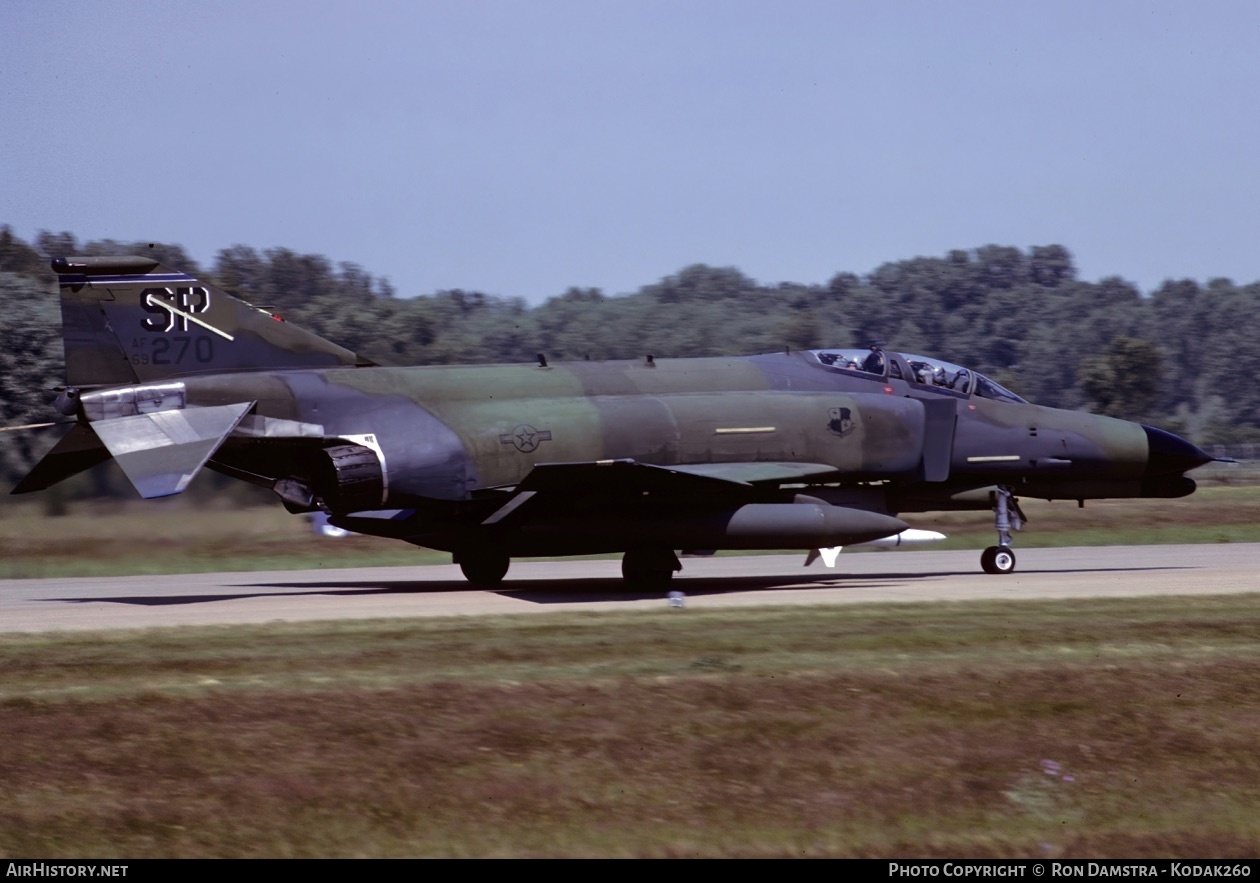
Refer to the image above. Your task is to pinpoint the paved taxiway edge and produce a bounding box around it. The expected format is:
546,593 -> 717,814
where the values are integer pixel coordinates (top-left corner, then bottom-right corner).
0,544 -> 1256,633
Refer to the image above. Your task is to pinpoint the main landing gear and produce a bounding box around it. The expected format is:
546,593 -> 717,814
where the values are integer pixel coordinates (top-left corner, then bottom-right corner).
457,549 -> 510,587
981,486 -> 1025,575
621,548 -> 681,589
456,548 -> 682,590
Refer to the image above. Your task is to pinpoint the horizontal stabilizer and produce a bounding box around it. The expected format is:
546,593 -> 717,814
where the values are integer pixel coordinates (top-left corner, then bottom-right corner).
11,424 -> 112,494
91,402 -> 254,498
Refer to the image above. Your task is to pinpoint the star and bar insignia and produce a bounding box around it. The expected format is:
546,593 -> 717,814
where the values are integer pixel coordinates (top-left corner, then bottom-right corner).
499,423 -> 553,453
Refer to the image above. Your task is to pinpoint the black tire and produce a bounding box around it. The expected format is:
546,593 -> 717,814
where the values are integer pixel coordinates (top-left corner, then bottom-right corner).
980,545 -> 1016,575
459,551 -> 510,587
622,549 -> 677,589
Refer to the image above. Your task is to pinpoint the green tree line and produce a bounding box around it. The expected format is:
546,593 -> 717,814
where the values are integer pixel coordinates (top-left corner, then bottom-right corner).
2,227 -> 1257,490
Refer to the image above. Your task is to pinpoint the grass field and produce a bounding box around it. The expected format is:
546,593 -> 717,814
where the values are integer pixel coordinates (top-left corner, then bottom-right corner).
3,465 -> 1257,857
3,597 -> 1260,857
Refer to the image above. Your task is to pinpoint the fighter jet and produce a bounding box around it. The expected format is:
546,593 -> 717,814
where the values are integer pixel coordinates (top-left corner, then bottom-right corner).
13,255 -> 1213,587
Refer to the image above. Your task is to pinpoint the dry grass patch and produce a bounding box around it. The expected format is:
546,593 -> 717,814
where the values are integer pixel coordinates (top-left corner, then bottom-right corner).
2,598 -> 1260,857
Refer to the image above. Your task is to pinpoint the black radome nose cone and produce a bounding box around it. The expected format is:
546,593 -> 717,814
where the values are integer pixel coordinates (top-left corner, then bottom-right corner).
1142,424 -> 1213,476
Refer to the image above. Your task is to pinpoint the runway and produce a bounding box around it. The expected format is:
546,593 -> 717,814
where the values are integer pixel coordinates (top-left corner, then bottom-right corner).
1,543 -> 1257,633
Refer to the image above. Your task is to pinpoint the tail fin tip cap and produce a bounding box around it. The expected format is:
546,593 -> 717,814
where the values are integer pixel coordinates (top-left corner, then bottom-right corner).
51,255 -> 160,275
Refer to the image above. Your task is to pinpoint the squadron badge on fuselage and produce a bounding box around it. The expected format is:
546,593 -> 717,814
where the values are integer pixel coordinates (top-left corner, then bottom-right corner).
827,407 -> 855,438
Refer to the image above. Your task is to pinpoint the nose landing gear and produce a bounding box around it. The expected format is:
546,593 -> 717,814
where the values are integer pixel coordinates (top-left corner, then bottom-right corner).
981,486 -> 1025,575
981,544 -> 1016,575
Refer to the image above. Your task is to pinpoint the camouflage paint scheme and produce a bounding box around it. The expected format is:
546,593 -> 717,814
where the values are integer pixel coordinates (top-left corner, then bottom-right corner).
14,256 -> 1212,585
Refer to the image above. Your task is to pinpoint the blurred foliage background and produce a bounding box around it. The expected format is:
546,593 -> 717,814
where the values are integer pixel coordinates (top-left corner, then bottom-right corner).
3,226 -> 1255,501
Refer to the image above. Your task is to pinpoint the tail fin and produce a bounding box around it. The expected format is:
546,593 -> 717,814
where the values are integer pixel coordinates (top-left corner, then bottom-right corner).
53,255 -> 375,387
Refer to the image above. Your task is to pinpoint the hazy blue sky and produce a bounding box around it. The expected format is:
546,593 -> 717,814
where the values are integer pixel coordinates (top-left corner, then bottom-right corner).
5,0 -> 1259,302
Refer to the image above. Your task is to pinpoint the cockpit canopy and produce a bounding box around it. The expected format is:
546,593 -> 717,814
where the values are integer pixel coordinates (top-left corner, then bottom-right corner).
810,348 -> 1026,404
